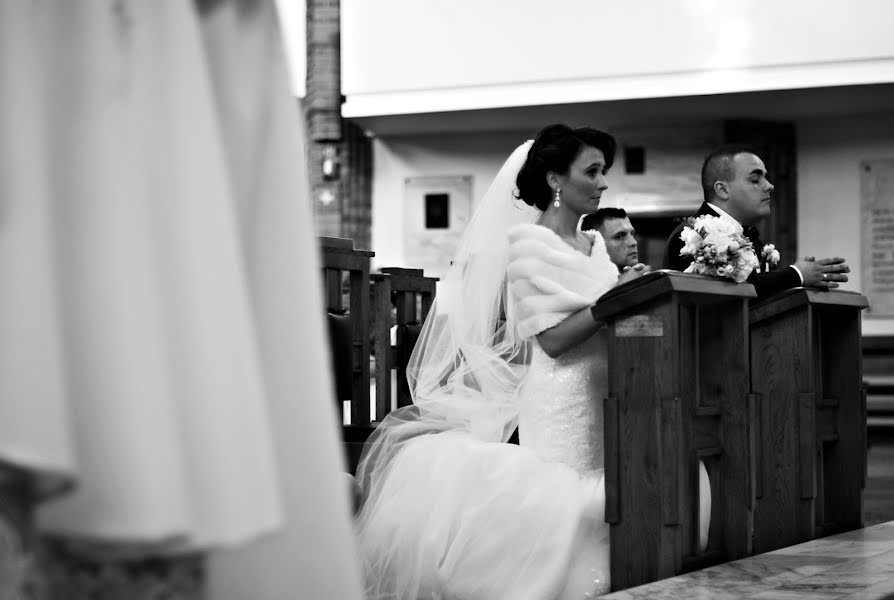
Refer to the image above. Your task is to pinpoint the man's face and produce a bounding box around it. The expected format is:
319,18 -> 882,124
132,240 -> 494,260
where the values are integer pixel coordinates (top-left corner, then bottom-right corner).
599,217 -> 638,268
724,153 -> 774,226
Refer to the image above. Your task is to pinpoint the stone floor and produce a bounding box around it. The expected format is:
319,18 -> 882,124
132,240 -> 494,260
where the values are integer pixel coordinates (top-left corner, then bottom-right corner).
602,520 -> 894,599
601,430 -> 894,599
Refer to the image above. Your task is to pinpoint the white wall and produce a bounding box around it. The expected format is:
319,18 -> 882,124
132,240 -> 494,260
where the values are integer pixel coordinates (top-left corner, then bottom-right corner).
371,122 -> 720,271
798,112 -> 894,335
371,131 -> 530,272
342,0 -> 894,115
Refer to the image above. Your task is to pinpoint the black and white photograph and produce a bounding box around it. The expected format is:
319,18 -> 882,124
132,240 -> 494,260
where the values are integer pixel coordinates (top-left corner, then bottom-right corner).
1,1 -> 894,598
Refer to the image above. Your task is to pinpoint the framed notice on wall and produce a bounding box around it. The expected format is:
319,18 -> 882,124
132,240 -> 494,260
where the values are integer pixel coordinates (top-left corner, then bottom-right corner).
861,159 -> 894,317
403,175 -> 473,279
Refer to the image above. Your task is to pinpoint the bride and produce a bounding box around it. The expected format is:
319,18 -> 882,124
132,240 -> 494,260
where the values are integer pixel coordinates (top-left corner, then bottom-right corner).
354,124 -> 708,599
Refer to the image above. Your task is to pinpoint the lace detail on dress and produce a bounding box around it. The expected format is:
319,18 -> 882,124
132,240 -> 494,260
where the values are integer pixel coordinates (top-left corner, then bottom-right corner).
517,333 -> 606,477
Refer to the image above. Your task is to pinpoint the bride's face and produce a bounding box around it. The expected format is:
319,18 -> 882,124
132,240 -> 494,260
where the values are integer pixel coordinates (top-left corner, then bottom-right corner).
558,146 -> 608,215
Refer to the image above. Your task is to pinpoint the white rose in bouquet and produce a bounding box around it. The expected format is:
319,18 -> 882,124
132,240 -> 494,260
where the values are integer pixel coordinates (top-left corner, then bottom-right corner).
733,249 -> 759,283
680,226 -> 703,255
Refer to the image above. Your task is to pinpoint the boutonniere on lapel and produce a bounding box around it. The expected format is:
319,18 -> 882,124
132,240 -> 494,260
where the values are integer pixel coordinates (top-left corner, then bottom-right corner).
678,215 -> 759,283
761,244 -> 781,273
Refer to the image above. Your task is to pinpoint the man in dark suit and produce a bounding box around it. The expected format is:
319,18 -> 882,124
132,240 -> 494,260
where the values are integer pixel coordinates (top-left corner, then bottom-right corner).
663,144 -> 849,299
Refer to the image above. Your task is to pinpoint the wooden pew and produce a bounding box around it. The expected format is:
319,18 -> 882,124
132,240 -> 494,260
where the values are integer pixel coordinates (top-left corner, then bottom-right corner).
371,268 -> 437,420
749,288 -> 869,553
319,237 -> 376,476
318,238 -> 437,472
592,271 -> 757,591
863,335 -> 894,430
342,267 -> 438,475
319,236 -> 374,427
0,466 -> 32,577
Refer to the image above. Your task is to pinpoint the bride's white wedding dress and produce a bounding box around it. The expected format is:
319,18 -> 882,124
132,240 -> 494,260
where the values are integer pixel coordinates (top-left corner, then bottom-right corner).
510,223 -> 617,597
358,224 -> 619,599
356,141 -> 711,599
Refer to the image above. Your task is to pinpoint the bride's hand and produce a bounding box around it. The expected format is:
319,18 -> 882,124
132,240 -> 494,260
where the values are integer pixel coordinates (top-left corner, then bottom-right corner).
617,263 -> 651,286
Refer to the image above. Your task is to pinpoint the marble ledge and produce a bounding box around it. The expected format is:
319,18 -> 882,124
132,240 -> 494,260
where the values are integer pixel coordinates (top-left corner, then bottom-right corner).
601,521 -> 894,600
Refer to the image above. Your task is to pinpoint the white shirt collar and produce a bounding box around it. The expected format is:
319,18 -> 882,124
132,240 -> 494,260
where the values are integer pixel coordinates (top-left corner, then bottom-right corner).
707,202 -> 744,233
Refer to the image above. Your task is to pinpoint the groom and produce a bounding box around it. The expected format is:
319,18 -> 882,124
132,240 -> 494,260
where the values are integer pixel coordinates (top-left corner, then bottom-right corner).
663,144 -> 849,299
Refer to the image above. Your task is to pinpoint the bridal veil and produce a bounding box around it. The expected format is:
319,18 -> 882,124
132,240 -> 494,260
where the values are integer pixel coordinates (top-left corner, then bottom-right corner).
355,141 -> 542,500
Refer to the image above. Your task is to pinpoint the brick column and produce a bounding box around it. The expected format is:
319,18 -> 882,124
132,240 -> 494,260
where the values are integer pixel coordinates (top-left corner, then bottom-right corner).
341,120 -> 372,249
305,0 -> 372,247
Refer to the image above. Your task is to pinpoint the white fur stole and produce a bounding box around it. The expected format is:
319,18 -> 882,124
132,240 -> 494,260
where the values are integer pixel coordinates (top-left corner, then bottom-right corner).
506,224 -> 619,340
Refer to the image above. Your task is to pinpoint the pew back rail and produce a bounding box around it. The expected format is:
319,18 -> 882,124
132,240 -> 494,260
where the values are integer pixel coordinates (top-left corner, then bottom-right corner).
594,271 -> 758,591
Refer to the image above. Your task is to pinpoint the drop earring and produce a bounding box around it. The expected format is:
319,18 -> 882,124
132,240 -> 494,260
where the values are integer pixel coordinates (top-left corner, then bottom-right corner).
553,188 -> 561,208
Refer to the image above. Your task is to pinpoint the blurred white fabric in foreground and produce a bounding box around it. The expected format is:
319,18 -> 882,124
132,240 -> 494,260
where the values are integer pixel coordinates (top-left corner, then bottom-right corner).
0,0 -> 362,597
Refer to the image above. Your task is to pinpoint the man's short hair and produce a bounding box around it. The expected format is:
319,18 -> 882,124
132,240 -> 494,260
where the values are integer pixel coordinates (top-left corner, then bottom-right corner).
700,144 -> 760,202
582,207 -> 628,231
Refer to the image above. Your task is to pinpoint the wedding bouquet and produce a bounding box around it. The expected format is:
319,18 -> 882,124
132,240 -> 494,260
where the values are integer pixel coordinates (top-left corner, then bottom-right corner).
678,215 -> 759,283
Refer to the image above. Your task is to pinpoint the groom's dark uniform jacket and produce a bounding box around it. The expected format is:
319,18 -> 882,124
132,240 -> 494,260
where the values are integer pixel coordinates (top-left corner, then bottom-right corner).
663,201 -> 801,300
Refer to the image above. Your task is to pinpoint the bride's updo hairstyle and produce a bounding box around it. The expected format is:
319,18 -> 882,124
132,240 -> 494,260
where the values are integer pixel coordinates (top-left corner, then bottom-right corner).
515,124 -> 616,211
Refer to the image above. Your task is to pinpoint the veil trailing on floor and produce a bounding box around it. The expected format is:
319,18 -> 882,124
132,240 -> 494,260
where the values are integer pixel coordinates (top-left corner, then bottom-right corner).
355,140 -> 540,502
